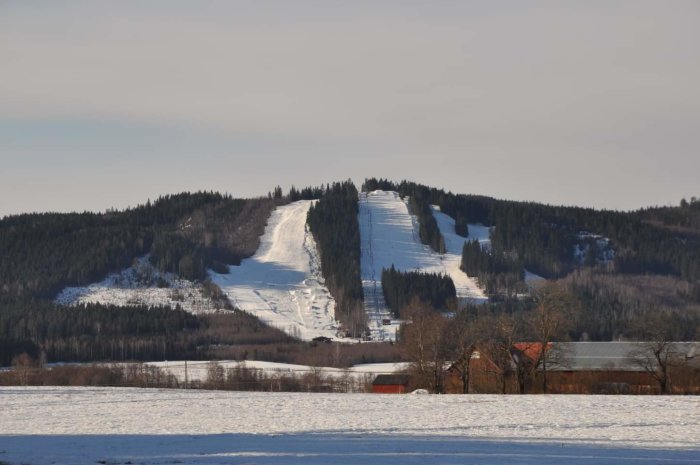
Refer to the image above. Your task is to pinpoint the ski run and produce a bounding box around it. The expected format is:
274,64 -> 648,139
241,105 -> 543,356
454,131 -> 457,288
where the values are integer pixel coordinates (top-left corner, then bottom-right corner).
210,200 -> 341,341
56,192 -> 501,342
359,190 -> 488,341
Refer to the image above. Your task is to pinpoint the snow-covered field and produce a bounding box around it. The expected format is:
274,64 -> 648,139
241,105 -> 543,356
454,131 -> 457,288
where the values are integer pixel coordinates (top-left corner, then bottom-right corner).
210,200 -> 341,341
144,360 -> 410,383
358,191 -> 489,340
55,256 -> 226,314
1,387 -> 698,465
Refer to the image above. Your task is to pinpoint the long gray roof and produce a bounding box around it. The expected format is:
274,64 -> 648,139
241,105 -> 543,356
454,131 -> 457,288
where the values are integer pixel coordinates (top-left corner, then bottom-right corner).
550,342 -> 700,372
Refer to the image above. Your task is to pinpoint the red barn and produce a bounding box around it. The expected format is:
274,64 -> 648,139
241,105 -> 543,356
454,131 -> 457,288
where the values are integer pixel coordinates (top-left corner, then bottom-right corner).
372,374 -> 410,394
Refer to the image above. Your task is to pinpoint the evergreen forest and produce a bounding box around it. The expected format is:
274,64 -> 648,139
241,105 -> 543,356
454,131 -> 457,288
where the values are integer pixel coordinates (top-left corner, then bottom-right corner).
381,266 -> 456,315
1,179 -> 699,368
306,180 -> 365,335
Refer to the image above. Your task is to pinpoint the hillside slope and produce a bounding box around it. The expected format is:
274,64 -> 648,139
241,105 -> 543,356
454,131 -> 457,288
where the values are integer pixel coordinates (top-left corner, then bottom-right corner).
359,190 -> 489,340
211,200 -> 341,341
55,256 -> 227,314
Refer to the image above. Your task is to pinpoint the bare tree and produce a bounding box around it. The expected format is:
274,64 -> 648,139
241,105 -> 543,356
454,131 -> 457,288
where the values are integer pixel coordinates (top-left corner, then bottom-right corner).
206,361 -> 225,389
480,313 -> 521,394
628,313 -> 682,394
401,299 -> 449,393
12,352 -> 35,386
445,309 -> 483,394
528,283 -> 579,393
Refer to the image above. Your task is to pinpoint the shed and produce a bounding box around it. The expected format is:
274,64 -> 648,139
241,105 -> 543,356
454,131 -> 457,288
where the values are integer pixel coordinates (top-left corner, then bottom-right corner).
372,374 -> 410,394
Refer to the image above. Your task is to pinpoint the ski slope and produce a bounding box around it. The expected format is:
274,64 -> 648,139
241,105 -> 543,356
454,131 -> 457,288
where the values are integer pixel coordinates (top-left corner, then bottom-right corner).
358,191 -> 488,340
431,205 -> 490,304
210,200 -> 341,341
2,387 -> 698,465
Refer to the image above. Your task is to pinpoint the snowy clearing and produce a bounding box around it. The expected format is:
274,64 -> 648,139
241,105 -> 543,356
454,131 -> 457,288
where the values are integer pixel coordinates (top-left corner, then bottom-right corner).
358,191 -> 489,341
55,256 -> 226,314
575,231 -> 616,265
1,388 -> 698,465
210,200 -> 342,341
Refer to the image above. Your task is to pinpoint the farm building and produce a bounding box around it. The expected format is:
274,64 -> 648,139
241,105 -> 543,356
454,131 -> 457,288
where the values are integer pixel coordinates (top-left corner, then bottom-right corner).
548,342 -> 700,394
445,342 -> 700,394
372,374 -> 411,394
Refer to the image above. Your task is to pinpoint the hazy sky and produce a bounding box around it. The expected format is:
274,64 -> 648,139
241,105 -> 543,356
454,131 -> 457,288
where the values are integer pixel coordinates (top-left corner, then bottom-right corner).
1,1 -> 699,216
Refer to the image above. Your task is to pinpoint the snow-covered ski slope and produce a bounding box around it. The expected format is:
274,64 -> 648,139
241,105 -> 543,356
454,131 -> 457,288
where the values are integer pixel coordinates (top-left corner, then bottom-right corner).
431,204 -> 491,303
211,200 -> 340,341
359,190 -> 488,340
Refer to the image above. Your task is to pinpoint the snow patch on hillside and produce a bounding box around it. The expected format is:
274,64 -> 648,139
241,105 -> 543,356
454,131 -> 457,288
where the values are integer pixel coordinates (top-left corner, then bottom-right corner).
524,269 -> 546,284
575,231 -> 615,265
55,256 -> 225,314
210,200 -> 342,341
359,191 -> 488,341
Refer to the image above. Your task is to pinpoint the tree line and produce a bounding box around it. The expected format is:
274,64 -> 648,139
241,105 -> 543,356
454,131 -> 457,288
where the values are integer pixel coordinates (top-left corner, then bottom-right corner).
306,180 -> 365,335
0,300 -> 294,366
381,266 -> 456,315
460,240 -> 526,298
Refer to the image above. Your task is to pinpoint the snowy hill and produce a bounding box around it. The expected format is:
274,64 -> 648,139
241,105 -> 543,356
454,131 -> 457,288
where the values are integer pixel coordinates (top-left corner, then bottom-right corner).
56,201 -> 342,342
55,256 -> 227,314
359,190 -> 489,341
210,200 -> 342,341
53,192 -> 536,343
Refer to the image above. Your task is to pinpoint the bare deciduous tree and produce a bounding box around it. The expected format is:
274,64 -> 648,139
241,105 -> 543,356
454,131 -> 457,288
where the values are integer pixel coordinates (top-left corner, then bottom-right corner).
480,313 -> 521,394
400,299 -> 449,393
206,361 -> 225,389
528,283 -> 579,393
445,309 -> 484,394
629,313 -> 683,394
12,352 -> 35,386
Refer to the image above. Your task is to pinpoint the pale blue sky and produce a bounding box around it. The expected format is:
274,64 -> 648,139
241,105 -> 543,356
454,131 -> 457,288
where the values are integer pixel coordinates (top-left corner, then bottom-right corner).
1,1 -> 699,216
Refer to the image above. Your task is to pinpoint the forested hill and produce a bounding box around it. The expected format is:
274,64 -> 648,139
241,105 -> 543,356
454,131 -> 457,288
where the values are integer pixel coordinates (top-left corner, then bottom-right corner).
0,189 -> 296,366
0,192 -> 280,303
362,178 -> 700,283
4,182 -> 697,307
1,181 -> 699,367
362,179 -> 700,341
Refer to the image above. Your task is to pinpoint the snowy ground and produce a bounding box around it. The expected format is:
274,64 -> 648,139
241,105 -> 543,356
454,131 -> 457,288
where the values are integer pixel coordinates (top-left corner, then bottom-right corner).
358,191 -> 489,341
1,388 -> 698,465
210,200 -> 342,341
55,256 -> 226,314
144,360 -> 410,383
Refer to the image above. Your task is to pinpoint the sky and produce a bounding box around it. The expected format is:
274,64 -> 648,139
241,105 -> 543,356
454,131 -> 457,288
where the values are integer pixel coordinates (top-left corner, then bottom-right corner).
1,1 -> 699,216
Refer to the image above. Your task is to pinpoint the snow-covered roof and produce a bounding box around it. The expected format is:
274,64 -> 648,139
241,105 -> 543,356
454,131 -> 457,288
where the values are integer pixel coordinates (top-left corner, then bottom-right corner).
552,342 -> 700,372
